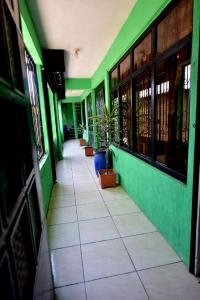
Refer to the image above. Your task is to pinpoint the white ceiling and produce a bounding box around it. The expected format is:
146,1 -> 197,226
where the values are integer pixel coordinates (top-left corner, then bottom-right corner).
27,0 -> 137,78
65,90 -> 84,97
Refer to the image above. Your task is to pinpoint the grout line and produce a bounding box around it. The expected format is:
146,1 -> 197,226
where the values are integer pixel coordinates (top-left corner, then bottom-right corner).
50,141 -> 182,299
49,230 -> 160,251
52,260 -> 184,291
99,190 -> 151,300
72,156 -> 88,300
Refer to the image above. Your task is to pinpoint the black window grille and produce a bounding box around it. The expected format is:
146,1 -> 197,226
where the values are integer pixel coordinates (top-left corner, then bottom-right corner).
95,84 -> 106,148
87,94 -> 94,146
110,0 -> 192,181
25,51 -> 44,160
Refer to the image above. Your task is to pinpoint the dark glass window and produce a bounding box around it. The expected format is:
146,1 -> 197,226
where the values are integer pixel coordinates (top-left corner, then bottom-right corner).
120,83 -> 131,148
111,90 -> 120,144
120,54 -> 131,81
111,67 -> 118,88
87,94 -> 94,146
95,84 -> 105,148
110,0 -> 192,181
155,46 -> 191,175
133,33 -> 151,71
157,0 -> 193,55
25,51 -> 44,160
134,70 -> 151,156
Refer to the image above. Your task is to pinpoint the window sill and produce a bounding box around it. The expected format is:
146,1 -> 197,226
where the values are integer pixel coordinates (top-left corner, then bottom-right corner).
39,154 -> 48,171
112,145 -> 187,184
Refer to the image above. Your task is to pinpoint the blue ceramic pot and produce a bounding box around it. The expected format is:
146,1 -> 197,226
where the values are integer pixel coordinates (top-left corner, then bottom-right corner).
94,151 -> 106,176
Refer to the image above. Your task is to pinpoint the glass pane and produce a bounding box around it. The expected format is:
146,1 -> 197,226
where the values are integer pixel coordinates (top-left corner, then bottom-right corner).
157,0 -> 193,55
135,70 -> 151,156
120,54 -> 131,81
133,33 -> 151,71
87,94 -> 94,146
111,67 -> 118,88
120,82 -> 132,148
25,51 -> 44,160
95,86 -> 106,148
156,45 -> 191,175
111,90 -> 120,144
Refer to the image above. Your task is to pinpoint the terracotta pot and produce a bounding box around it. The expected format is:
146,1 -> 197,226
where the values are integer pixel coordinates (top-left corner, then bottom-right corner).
84,146 -> 94,156
79,139 -> 86,146
98,169 -> 116,188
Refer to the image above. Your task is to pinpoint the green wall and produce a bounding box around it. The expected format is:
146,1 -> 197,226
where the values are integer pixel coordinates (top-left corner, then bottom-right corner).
62,103 -> 74,127
89,0 -> 199,268
66,78 -> 91,90
19,0 -> 54,213
48,87 -> 59,160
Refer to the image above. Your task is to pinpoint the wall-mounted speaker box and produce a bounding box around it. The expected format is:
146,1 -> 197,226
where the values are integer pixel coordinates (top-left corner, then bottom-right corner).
42,49 -> 65,72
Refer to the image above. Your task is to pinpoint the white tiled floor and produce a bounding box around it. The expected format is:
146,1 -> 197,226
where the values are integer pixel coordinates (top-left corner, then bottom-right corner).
48,140 -> 200,300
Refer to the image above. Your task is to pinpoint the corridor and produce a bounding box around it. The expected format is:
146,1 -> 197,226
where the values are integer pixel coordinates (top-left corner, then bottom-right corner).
47,140 -> 200,300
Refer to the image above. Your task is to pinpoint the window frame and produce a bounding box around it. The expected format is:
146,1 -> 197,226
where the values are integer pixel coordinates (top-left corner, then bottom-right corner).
25,50 -> 45,160
109,0 -> 193,183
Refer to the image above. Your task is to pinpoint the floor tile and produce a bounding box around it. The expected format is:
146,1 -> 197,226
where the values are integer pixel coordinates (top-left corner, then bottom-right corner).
106,198 -> 140,216
113,212 -> 156,237
36,290 -> 54,300
74,183 -> 98,193
86,273 -> 148,300
139,262 -> 200,300
123,232 -> 181,270
77,202 -> 109,221
75,191 -> 102,205
47,206 -> 77,225
51,246 -> 83,287
50,195 -> 76,208
82,239 -> 135,281
52,186 -> 75,197
55,283 -> 86,300
79,217 -> 119,244
73,176 -> 95,184
48,223 -> 79,249
100,186 -> 129,201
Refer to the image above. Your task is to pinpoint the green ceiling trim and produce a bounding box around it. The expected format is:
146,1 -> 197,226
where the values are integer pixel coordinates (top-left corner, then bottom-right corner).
65,78 -> 91,90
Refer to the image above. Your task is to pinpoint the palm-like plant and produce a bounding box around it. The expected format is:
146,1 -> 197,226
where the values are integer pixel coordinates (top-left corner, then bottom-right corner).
90,105 -> 120,167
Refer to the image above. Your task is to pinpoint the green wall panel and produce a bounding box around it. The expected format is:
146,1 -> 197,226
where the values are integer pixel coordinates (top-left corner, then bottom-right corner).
66,78 -> 91,90
39,155 -> 53,214
48,87 -> 59,161
105,0 -> 200,267
62,103 -> 74,127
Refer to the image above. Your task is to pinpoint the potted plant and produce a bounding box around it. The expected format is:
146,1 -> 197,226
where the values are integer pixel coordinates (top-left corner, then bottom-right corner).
84,142 -> 94,156
78,124 -> 86,146
90,105 -> 120,188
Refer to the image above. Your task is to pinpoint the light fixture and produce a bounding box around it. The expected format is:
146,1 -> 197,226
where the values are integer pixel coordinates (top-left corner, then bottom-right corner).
73,48 -> 81,57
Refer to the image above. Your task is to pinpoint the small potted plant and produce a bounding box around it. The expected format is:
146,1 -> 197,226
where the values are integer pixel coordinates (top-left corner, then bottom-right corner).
84,142 -> 94,156
90,105 -> 120,188
78,124 -> 86,146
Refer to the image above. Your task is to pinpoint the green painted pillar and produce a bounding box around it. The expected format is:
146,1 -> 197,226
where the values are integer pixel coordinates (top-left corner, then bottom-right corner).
54,94 -> 63,160
105,72 -> 110,111
80,101 -> 83,126
58,101 -> 64,143
85,98 -> 89,143
91,89 -> 98,149
72,103 -> 78,139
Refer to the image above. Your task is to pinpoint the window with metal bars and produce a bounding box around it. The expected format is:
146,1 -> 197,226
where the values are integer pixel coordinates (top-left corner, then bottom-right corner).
87,94 -> 94,146
95,83 -> 106,148
110,0 -> 192,181
25,51 -> 44,160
